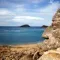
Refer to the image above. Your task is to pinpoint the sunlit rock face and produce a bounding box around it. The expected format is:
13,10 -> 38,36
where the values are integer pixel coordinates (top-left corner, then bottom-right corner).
52,9 -> 60,30
37,9 -> 60,60
52,9 -> 60,40
42,9 -> 60,50
38,50 -> 60,60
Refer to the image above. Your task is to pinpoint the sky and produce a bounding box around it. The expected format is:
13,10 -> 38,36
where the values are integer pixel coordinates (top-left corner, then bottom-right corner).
0,0 -> 60,26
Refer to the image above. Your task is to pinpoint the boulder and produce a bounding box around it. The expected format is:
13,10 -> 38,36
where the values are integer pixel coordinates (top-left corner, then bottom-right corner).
38,50 -> 60,60
20,55 -> 33,60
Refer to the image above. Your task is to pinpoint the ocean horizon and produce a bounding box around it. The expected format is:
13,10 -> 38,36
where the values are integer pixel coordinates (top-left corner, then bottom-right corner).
0,27 -> 45,45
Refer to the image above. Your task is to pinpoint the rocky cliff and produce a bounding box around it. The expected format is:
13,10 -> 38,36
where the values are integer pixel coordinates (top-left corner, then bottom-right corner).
38,8 -> 60,60
42,9 -> 60,49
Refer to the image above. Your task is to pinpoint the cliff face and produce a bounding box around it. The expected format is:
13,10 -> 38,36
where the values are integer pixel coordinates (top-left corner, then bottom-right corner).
43,9 -> 60,39
52,9 -> 60,39
38,9 -> 60,60
42,9 -> 60,49
52,9 -> 60,29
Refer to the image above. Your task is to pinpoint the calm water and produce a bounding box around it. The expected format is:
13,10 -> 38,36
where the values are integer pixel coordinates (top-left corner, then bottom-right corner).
0,27 -> 45,45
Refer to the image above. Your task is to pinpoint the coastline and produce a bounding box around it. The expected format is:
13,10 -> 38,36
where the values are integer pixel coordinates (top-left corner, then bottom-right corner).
0,42 -> 43,60
0,42 -> 41,52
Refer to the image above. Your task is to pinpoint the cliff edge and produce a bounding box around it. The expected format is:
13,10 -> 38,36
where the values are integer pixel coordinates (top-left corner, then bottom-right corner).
38,9 -> 60,60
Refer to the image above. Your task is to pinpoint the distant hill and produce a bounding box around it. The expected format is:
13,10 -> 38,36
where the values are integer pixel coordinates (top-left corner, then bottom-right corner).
20,24 -> 30,27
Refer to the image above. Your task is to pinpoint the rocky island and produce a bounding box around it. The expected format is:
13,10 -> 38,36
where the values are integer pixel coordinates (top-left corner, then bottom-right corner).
41,25 -> 48,28
20,24 -> 30,27
0,9 -> 60,60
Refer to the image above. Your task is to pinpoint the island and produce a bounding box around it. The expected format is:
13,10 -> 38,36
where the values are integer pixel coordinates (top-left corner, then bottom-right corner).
41,25 -> 48,28
20,24 -> 30,27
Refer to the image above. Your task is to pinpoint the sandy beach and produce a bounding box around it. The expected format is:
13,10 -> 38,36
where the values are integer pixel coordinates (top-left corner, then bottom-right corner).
0,43 -> 43,60
10,43 -> 41,53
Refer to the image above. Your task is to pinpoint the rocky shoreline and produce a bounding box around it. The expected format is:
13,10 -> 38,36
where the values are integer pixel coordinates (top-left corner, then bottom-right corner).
0,43 -> 44,60
0,9 -> 60,60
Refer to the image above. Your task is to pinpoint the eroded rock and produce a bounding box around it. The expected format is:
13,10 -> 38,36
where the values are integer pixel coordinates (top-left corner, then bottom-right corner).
38,49 -> 60,60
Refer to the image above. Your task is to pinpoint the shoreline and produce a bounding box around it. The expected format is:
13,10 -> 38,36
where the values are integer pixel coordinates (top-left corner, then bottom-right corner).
0,41 -> 42,46
0,41 -> 43,53
0,42 -> 43,60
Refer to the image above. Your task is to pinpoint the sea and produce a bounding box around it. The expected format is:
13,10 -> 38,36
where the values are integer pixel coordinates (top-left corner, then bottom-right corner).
0,26 -> 45,45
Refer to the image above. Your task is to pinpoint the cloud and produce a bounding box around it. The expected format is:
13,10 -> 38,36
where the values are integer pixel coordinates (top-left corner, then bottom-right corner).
12,16 -> 44,26
37,1 -> 59,15
50,0 -> 54,4
0,8 -> 16,26
0,0 -> 59,26
15,4 -> 26,12
29,0 -> 44,4
32,1 -> 60,26
0,9 -> 10,15
0,8 -> 15,16
0,8 -> 15,24
13,16 -> 44,21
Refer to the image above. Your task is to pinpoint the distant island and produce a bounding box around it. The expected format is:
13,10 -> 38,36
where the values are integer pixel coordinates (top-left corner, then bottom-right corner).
20,24 -> 30,27
41,25 -> 48,28
20,24 -> 48,28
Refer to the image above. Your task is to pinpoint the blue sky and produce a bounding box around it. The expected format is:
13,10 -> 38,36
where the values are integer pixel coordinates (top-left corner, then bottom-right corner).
0,0 -> 60,26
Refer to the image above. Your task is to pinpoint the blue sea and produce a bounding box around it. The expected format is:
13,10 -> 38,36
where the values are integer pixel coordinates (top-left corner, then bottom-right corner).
0,27 -> 45,45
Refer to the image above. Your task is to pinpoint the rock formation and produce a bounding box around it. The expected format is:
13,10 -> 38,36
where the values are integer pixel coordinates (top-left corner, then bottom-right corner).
38,8 -> 60,60
42,9 -> 60,50
38,49 -> 60,60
